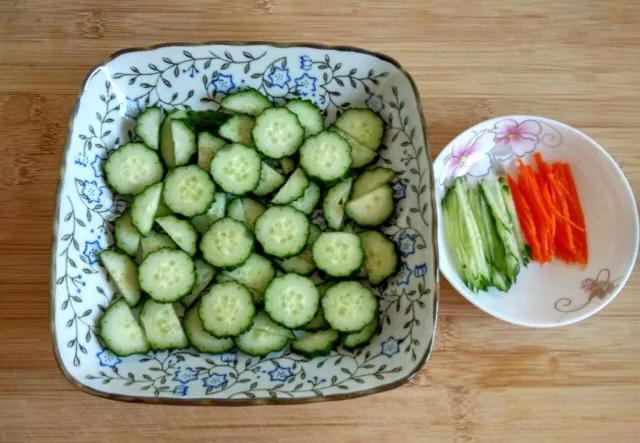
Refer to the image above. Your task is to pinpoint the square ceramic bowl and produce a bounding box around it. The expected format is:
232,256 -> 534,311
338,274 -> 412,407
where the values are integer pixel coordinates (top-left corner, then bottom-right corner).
50,42 -> 438,403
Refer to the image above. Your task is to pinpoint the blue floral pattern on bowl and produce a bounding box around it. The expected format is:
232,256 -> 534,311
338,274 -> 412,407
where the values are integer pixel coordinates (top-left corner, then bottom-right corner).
51,43 -> 437,403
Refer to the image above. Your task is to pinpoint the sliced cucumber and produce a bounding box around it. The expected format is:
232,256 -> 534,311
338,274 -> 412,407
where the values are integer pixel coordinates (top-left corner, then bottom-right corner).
100,250 -> 141,306
272,168 -> 309,204
139,248 -> 196,302
104,143 -> 163,195
303,306 -> 328,331
322,281 -> 377,332
200,217 -> 254,268
181,258 -> 217,307
159,110 -> 187,168
341,317 -> 378,349
183,306 -> 234,353
210,143 -> 261,195
140,299 -> 189,350
156,215 -> 197,255
173,302 -> 186,318
312,232 -> 363,277
197,132 -> 226,170
219,253 -> 275,303
253,162 -> 286,197
191,192 -> 226,233
329,126 -> 377,168
290,182 -> 321,215
171,119 -> 197,166
131,182 -> 163,236
235,311 -> 293,357
218,114 -> 255,147
137,230 -> 177,263
253,107 -> 305,159
155,200 -> 173,217
285,99 -> 323,137
255,206 -> 309,258
114,209 -> 140,257
278,224 -> 320,275
335,108 -> 384,150
135,106 -> 163,150
299,131 -> 352,182
323,177 -> 353,230
163,165 -> 216,217
358,230 -> 399,285
291,329 -> 339,358
199,281 -> 256,337
345,184 -> 395,227
99,299 -> 149,356
228,197 -> 266,230
221,89 -> 271,116
280,157 -> 296,175
264,273 -> 319,329
351,167 -> 397,200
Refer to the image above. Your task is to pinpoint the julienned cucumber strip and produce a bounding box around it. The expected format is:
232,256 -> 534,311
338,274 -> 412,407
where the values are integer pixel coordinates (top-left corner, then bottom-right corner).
500,177 -> 530,264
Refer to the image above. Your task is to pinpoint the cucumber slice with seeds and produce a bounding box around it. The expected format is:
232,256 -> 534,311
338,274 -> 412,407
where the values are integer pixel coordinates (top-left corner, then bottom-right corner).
99,299 -> 149,356
323,177 -> 353,230
170,119 -> 197,166
351,167 -> 397,200
253,162 -> 285,197
219,253 -> 275,303
322,281 -> 377,332
199,282 -> 256,337
140,299 -> 189,350
100,250 -> 141,306
221,89 -> 272,116
218,114 -> 255,147
359,230 -> 399,285
235,311 -> 293,357
183,306 -> 234,353
264,273 -> 319,329
285,99 -> 323,137
114,210 -> 140,257
181,258 -> 217,307
156,215 -> 197,255
131,182 -> 163,236
139,248 -> 196,302
329,126 -> 377,168
272,168 -> 309,204
290,182 -> 321,215
163,165 -> 216,217
341,317 -> 378,349
200,217 -> 254,268
312,232 -> 364,277
104,143 -> 163,195
191,193 -> 226,233
299,131 -> 352,182
137,230 -> 177,263
210,143 -> 261,195
291,329 -> 339,358
335,108 -> 384,150
253,107 -> 305,159
255,206 -> 309,258
197,132 -> 226,170
345,184 -> 395,227
135,106 -> 163,150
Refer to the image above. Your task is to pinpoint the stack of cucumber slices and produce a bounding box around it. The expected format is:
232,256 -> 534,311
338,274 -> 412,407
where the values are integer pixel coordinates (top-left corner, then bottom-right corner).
99,89 -> 400,359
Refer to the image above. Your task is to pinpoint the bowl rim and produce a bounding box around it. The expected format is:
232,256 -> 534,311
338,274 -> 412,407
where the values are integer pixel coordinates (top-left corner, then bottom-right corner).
434,114 -> 639,328
49,40 -> 440,404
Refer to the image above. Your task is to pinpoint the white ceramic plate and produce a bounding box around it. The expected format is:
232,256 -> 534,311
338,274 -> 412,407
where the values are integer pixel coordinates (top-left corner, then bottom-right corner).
51,42 -> 438,403
434,115 -> 638,327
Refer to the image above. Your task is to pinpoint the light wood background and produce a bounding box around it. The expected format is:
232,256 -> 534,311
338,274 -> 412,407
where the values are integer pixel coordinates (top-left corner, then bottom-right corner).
1,1 -> 639,442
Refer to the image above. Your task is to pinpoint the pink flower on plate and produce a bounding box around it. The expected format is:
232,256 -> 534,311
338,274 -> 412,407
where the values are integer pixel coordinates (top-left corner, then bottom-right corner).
442,131 -> 492,183
493,119 -> 541,158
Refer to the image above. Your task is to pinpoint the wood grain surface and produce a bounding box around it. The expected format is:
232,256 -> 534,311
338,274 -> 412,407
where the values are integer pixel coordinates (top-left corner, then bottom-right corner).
1,1 -> 639,441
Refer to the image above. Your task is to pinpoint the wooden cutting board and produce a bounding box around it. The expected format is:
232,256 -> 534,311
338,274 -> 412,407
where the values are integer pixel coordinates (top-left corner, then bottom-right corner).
1,0 -> 639,441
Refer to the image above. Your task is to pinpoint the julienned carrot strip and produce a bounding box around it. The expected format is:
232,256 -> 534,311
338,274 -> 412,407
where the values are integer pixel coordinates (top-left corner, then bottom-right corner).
508,154 -> 588,266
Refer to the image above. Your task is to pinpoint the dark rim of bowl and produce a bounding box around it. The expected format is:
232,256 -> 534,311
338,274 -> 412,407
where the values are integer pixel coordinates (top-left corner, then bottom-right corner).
49,41 -> 440,405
